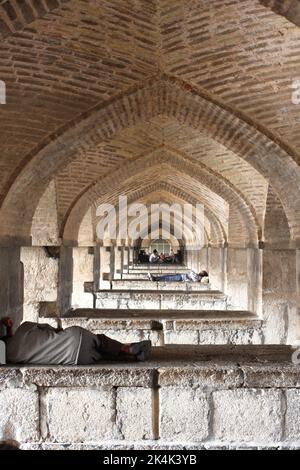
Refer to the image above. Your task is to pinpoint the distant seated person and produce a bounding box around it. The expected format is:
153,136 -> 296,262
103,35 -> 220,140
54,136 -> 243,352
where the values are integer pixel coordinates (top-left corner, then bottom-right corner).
0,317 -> 151,365
168,249 -> 176,264
176,250 -> 183,264
138,250 -> 149,263
159,252 -> 166,263
149,249 -> 160,264
148,270 -> 209,283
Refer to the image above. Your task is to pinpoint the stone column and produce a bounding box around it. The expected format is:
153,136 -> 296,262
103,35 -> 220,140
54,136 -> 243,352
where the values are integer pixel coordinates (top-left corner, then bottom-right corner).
123,247 -> 129,275
262,248 -> 298,344
186,248 -> 201,272
226,247 -> 250,310
208,247 -> 227,292
21,247 -> 58,322
99,246 -> 112,289
71,247 -> 94,309
114,246 -> 122,279
199,247 -> 209,271
247,247 -> 263,316
93,244 -> 101,291
57,246 -> 73,315
0,247 -> 23,327
128,247 -> 134,269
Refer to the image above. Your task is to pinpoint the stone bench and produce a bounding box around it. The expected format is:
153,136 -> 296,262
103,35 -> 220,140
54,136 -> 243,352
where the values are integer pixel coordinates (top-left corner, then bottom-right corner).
122,272 -> 184,279
132,264 -> 187,270
111,279 -> 212,291
41,309 -> 263,345
95,290 -> 228,310
1,345 -> 300,450
128,268 -> 190,274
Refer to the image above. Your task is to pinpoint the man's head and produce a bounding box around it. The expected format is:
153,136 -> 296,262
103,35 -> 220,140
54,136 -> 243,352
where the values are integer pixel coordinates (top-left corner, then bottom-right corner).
153,249 -> 158,254
199,270 -> 209,278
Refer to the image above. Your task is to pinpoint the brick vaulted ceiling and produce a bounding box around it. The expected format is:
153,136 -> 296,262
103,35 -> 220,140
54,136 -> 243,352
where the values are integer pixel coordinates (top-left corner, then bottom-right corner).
0,0 -> 300,246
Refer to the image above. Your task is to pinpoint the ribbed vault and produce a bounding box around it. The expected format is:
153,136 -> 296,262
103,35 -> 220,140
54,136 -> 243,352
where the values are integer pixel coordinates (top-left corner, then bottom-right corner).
0,0 -> 299,250
63,149 -> 260,246
1,78 -> 298,246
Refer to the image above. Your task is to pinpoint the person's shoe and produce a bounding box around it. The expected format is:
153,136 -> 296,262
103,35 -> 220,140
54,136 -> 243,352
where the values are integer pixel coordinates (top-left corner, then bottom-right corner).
147,272 -> 154,281
129,340 -> 152,361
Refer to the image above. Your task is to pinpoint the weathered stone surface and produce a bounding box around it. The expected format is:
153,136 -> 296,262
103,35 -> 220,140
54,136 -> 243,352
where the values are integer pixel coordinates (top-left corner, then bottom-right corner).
285,389 -> 300,441
0,388 -> 39,442
22,366 -> 155,388
21,247 -> 58,322
111,280 -> 211,291
44,388 -> 117,442
21,441 -> 300,450
0,368 -> 23,389
117,388 -> 154,440
158,363 -> 243,388
165,330 -> 199,345
95,291 -> 227,310
242,364 -> 300,388
197,326 -> 262,345
59,318 -> 155,331
262,250 -> 298,344
151,345 -> 296,363
160,387 -> 209,441
213,389 -> 282,443
72,248 -> 94,309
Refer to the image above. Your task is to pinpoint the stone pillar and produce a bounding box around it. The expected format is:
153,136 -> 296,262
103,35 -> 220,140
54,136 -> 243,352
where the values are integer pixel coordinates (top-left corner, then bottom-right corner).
226,247 -> 262,312
99,247 -> 112,289
262,248 -> 298,344
208,247 -> 227,292
247,247 -> 263,316
114,246 -> 122,279
57,247 -> 73,315
128,247 -> 134,269
186,248 -> 203,272
93,245 -> 101,291
226,248 -> 250,310
21,247 -> 58,322
199,247 -> 209,271
71,247 -> 94,309
0,247 -> 23,327
123,247 -> 129,275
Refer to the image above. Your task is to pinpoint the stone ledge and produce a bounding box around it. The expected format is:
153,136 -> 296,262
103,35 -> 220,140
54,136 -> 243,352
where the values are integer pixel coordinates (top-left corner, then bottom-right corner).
158,363 -> 243,388
111,280 -> 212,291
242,364 -> 300,388
40,314 -> 260,331
1,345 -> 299,389
4,365 -> 156,388
58,308 -> 254,320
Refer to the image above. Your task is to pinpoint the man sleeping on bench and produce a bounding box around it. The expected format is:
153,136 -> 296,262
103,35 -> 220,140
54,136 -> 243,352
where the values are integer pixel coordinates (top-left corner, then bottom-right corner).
148,270 -> 209,284
0,317 -> 151,366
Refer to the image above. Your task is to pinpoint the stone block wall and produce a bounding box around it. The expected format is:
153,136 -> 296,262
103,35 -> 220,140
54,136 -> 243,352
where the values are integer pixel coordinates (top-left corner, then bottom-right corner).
1,363 -> 300,449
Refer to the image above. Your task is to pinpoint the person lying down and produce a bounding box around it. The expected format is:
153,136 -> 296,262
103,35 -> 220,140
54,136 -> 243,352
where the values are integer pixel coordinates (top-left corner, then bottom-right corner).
148,270 -> 209,283
0,317 -> 151,366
